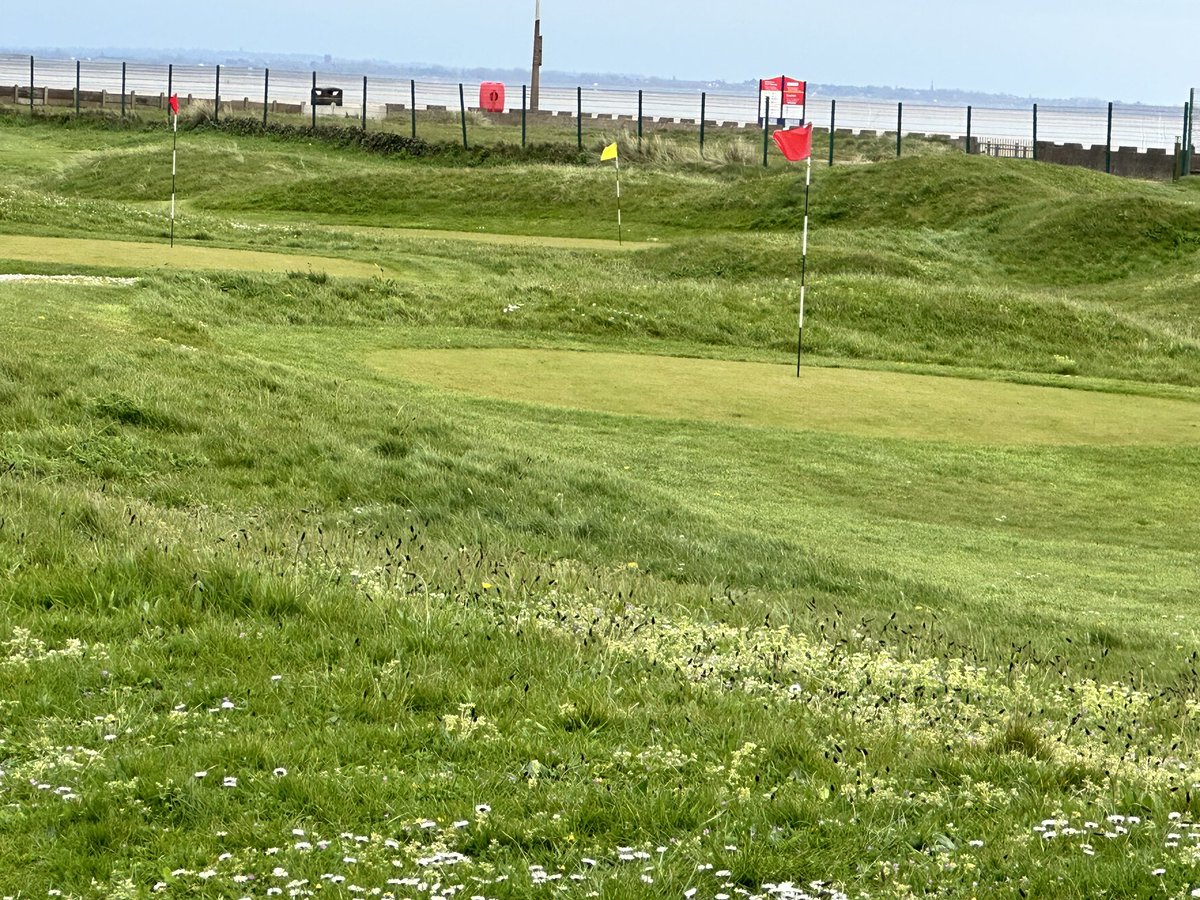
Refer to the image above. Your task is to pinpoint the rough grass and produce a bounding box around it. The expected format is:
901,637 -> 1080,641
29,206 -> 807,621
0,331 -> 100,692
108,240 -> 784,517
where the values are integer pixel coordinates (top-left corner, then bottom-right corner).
3,116 -> 1200,899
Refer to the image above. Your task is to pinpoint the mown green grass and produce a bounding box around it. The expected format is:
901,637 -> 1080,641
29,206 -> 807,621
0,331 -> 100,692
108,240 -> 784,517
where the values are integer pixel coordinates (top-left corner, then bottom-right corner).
0,234 -> 389,276
2,114 -> 1200,899
367,347 -> 1200,445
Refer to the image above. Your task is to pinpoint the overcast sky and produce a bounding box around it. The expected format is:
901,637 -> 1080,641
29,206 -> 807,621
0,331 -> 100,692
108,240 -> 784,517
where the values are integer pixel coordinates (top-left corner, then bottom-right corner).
2,1 -> 1187,105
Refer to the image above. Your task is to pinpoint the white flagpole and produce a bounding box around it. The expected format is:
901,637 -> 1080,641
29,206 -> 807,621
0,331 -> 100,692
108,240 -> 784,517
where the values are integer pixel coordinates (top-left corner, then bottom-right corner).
796,152 -> 811,377
615,153 -> 622,246
170,108 -> 177,247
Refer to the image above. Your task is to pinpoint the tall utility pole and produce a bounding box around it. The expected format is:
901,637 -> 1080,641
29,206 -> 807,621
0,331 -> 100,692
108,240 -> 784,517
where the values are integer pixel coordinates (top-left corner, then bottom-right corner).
530,0 -> 543,111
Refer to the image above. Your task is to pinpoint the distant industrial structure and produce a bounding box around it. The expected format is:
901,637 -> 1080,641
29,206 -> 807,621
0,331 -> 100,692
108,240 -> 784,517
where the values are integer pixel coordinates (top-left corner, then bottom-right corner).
529,1 -> 543,111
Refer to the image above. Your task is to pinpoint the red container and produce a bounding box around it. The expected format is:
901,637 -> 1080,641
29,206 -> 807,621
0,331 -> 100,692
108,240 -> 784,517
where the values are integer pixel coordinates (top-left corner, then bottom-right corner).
479,82 -> 505,113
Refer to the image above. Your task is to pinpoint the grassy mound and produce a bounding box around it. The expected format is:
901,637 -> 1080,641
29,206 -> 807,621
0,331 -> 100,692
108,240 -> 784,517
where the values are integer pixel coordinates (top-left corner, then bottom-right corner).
810,153 -> 1123,230
995,193 -> 1200,284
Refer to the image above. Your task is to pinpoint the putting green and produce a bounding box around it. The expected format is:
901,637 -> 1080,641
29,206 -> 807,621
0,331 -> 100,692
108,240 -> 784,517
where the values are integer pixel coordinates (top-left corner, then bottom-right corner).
0,234 -> 382,277
370,348 -> 1200,446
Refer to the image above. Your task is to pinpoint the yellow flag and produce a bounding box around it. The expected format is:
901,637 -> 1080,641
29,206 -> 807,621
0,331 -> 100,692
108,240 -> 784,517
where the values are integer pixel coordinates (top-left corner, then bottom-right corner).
601,142 -> 618,161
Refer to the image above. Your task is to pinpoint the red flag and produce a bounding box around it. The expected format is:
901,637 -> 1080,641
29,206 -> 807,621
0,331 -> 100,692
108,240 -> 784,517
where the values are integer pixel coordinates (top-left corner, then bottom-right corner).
772,123 -> 813,162
169,94 -> 179,115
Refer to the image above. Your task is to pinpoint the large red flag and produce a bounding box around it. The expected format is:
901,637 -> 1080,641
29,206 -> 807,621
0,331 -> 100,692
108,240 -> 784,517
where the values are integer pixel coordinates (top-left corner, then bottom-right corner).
773,123 -> 813,161
168,94 -> 179,115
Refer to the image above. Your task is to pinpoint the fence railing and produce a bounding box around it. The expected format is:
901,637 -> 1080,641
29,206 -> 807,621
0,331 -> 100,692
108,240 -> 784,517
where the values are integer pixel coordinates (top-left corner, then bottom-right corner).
0,54 -> 1194,178
979,139 -> 1032,159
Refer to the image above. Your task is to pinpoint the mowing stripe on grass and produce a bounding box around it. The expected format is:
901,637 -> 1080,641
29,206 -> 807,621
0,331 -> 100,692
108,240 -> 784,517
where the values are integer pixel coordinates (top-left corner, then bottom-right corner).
370,348 -> 1200,446
0,234 -> 383,277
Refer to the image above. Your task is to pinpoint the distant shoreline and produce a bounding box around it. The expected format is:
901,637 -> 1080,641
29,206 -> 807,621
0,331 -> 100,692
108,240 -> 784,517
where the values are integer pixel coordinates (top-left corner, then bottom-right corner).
0,44 -> 1144,109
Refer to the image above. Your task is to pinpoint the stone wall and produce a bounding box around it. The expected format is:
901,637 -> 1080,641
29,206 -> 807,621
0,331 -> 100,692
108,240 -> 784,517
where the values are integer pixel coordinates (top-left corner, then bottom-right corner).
1034,141 -> 1183,181
380,103 -> 756,131
2,85 -> 302,115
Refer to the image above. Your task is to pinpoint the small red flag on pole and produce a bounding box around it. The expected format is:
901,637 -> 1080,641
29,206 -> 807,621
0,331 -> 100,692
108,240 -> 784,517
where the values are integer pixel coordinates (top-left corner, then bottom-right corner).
772,123 -> 815,376
772,123 -> 813,161
168,93 -> 179,115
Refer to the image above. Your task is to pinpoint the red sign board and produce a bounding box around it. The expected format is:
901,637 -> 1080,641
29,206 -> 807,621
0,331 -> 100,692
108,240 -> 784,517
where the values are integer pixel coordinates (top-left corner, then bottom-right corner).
759,74 -> 806,120
782,77 -> 806,108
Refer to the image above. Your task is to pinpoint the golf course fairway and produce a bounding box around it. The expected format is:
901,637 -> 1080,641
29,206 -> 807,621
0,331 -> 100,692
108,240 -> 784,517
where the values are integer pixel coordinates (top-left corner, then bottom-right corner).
370,347 -> 1200,446
0,234 -> 384,277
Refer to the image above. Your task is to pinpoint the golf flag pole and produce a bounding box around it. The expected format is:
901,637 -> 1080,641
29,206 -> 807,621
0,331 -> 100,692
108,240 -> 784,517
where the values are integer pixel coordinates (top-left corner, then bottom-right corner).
616,152 -> 622,246
169,93 -> 179,247
797,152 -> 811,377
601,141 -> 621,244
771,122 -> 815,376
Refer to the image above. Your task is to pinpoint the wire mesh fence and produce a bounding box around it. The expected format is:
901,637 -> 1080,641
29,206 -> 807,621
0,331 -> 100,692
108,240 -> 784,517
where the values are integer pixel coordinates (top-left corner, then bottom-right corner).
0,53 -> 1193,175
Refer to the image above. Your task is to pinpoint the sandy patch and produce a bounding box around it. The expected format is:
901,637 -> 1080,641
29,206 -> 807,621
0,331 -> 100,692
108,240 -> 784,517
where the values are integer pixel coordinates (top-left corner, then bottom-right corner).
0,274 -> 139,285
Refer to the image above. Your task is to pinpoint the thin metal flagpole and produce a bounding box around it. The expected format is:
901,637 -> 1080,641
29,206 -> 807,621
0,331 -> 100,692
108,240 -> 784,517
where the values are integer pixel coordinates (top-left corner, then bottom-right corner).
170,108 -> 177,247
796,152 -> 811,377
615,153 -> 622,246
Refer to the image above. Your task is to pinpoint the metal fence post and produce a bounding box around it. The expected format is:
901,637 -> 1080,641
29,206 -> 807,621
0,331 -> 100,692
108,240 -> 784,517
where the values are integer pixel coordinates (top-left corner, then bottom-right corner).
1105,101 -> 1113,174
829,98 -> 836,165
966,105 -> 972,153
896,102 -> 903,157
700,91 -> 706,155
120,61 -> 126,117
1181,103 -> 1190,177
1032,103 -> 1038,161
1188,88 -> 1196,176
410,80 -> 416,138
362,76 -> 367,131
576,86 -> 582,150
521,83 -> 527,147
762,97 -> 770,167
637,89 -> 643,150
459,83 -> 468,149
75,59 -> 80,116
1181,103 -> 1190,178
263,68 -> 269,127
215,64 -> 221,123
